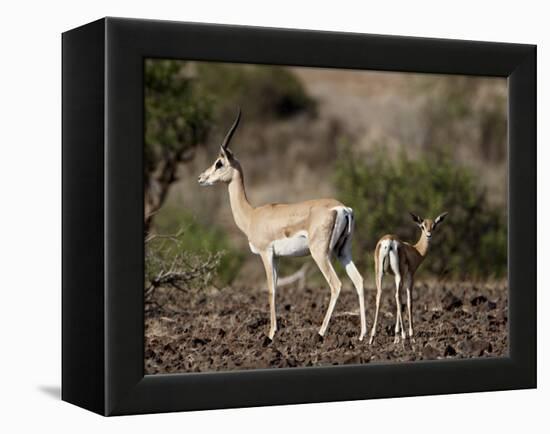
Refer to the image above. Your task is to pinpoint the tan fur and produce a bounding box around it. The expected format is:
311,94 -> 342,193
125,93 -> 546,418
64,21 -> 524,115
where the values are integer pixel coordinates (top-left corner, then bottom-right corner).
198,111 -> 367,341
369,213 -> 447,345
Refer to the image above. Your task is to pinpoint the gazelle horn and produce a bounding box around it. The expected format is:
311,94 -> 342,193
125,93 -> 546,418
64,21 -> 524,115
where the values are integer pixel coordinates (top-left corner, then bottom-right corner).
221,108 -> 241,150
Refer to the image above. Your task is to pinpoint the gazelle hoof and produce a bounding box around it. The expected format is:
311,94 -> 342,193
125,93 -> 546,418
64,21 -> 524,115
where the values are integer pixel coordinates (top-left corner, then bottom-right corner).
393,336 -> 400,344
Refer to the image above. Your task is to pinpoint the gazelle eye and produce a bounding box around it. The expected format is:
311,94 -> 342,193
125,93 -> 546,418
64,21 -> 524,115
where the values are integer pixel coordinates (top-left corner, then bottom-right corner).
215,160 -> 223,170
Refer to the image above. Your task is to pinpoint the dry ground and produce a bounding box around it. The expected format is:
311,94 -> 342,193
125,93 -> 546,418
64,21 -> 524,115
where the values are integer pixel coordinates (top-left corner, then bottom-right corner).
145,281 -> 507,374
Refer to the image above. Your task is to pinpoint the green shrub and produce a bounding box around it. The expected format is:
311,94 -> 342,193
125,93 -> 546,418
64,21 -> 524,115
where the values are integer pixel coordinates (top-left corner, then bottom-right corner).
194,62 -> 316,120
144,60 -> 215,232
145,59 -> 214,181
334,148 -> 507,279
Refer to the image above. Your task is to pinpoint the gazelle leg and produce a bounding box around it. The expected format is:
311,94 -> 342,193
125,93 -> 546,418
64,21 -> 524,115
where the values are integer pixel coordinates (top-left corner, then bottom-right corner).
369,258 -> 383,345
339,254 -> 366,340
311,249 -> 342,338
406,274 -> 414,341
260,249 -> 278,340
397,297 -> 405,338
389,250 -> 405,343
307,209 -> 343,338
393,274 -> 405,343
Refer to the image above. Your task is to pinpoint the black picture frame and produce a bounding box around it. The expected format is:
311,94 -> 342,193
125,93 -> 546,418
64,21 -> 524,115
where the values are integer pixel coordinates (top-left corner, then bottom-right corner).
62,17 -> 536,416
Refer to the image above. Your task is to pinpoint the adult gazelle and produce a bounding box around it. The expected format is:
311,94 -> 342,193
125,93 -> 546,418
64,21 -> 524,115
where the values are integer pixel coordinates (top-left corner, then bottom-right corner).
198,109 -> 367,341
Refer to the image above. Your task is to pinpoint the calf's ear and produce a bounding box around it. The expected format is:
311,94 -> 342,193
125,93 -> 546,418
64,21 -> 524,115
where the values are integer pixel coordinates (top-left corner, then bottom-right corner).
434,212 -> 449,227
409,212 -> 423,226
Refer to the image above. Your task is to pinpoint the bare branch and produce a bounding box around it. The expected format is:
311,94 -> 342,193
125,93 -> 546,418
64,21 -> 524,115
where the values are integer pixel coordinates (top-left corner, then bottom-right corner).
145,235 -> 222,311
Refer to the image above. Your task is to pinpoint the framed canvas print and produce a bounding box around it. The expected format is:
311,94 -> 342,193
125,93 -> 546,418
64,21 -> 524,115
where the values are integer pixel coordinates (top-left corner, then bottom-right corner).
62,17 -> 536,416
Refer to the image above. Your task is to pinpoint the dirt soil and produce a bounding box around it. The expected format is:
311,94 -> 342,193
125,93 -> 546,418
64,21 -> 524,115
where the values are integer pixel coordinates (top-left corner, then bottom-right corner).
145,281 -> 508,374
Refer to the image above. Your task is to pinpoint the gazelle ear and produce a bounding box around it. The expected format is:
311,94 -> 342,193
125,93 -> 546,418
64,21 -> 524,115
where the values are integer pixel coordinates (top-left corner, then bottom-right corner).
409,212 -> 423,226
220,146 -> 234,161
434,212 -> 448,227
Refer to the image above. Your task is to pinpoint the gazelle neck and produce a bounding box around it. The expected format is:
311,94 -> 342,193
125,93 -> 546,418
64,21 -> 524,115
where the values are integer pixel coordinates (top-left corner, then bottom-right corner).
414,232 -> 430,258
227,168 -> 253,236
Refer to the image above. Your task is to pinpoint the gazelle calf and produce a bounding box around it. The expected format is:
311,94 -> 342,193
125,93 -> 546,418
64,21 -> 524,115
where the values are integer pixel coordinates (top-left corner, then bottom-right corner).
368,212 -> 448,344
198,110 -> 367,341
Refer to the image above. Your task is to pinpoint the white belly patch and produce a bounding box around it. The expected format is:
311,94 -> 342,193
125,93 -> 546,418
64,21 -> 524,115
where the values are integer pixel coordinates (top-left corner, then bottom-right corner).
272,231 -> 310,257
